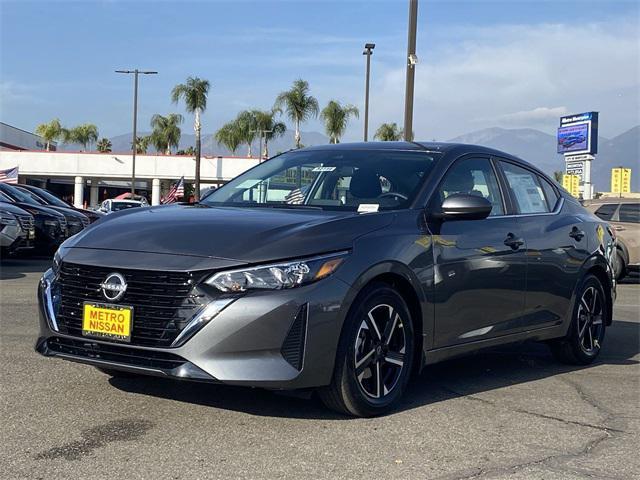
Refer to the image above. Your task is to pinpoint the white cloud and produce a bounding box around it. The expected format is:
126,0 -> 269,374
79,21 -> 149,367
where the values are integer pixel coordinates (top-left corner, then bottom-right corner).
363,18 -> 640,141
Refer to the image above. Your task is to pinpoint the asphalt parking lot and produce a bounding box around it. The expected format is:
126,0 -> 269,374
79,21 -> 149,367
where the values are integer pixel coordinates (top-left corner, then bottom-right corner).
1,258 -> 638,480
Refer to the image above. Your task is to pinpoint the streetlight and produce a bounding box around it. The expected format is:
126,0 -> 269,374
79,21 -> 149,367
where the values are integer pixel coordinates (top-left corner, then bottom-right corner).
363,43 -> 375,142
403,0 -> 418,141
115,69 -> 158,194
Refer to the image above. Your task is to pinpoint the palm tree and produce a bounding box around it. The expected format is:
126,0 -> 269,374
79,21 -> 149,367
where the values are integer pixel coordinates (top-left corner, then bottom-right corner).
149,114 -> 183,154
320,101 -> 359,144
235,110 -> 258,156
171,76 -> 211,200
253,109 -> 286,158
274,79 -> 319,148
65,124 -> 99,150
35,119 -> 65,151
177,146 -> 196,156
214,122 -> 242,154
374,123 -> 403,141
132,136 -> 150,154
96,138 -> 112,153
553,171 -> 563,183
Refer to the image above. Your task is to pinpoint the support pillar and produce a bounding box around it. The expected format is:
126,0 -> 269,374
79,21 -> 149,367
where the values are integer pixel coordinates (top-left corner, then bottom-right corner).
152,178 -> 161,206
89,178 -> 99,207
74,176 -> 84,208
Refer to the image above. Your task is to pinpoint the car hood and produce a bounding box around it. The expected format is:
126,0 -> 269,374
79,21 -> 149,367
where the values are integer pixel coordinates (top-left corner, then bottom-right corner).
0,201 -> 32,216
7,201 -> 65,219
65,204 -> 394,264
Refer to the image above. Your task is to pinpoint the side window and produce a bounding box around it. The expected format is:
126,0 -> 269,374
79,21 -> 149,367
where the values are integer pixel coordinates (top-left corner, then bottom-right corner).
594,204 -> 618,221
437,157 -> 504,216
618,203 -> 640,223
539,176 -> 559,211
499,162 -> 548,214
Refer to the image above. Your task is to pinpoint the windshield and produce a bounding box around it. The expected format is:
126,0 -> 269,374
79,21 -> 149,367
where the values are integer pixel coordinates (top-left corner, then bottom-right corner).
0,184 -> 42,206
26,186 -> 70,208
202,149 -> 440,211
112,202 -> 141,211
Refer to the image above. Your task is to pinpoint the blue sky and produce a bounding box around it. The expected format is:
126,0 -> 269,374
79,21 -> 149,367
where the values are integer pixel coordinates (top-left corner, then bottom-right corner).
1,0 -> 638,143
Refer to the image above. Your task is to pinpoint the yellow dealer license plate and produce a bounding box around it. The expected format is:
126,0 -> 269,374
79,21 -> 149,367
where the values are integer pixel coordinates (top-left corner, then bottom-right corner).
82,302 -> 133,342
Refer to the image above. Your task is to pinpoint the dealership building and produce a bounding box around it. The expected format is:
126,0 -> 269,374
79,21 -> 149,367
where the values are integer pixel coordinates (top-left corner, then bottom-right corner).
0,149 -> 258,207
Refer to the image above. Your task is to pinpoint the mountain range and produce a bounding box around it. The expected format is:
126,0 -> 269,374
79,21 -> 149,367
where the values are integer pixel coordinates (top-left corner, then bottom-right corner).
68,125 -> 639,191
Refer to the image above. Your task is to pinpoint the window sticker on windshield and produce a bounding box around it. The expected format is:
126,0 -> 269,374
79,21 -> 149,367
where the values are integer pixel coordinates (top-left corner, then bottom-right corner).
358,203 -> 379,213
312,166 -> 336,172
235,179 -> 262,189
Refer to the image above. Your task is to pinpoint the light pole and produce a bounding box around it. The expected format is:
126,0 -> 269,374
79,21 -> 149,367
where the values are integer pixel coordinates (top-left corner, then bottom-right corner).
403,0 -> 418,142
116,69 -> 157,194
363,43 -> 375,141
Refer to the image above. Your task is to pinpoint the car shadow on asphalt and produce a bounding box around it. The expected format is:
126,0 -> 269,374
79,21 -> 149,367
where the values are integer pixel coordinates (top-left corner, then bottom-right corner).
109,319 -> 639,420
0,257 -> 52,280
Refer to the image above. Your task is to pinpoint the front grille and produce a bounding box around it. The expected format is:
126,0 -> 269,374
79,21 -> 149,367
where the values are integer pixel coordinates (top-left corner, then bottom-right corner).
55,262 -> 208,347
80,216 -> 90,228
17,214 -> 34,230
281,304 -> 307,371
58,217 -> 67,230
67,219 -> 84,235
46,337 -> 186,370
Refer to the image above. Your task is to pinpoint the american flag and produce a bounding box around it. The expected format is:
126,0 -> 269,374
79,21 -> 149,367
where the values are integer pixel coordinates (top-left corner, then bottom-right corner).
0,166 -> 18,184
162,176 -> 185,204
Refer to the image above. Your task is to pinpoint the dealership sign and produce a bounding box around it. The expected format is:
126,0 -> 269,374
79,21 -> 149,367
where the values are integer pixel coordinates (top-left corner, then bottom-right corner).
557,111 -> 599,155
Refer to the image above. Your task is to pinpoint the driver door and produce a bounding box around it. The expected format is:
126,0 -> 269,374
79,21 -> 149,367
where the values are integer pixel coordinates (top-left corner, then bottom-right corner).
428,156 -> 527,347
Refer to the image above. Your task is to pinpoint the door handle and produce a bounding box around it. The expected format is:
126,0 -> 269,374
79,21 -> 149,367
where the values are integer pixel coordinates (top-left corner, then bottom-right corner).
569,227 -> 585,241
504,233 -> 524,250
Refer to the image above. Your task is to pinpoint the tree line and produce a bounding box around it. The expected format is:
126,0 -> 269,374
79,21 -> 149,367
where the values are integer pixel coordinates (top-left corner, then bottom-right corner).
35,76 -> 408,199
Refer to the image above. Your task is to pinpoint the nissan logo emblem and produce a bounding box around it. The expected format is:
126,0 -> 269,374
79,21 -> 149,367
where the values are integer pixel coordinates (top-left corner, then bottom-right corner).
100,273 -> 127,302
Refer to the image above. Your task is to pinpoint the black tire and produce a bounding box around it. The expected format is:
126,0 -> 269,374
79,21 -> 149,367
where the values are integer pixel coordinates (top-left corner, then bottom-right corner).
318,282 -> 414,417
95,367 -> 140,378
550,274 -> 607,365
614,249 -> 627,281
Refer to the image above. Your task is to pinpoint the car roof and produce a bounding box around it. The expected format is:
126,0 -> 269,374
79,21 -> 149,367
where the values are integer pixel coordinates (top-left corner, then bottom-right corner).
111,199 -> 143,204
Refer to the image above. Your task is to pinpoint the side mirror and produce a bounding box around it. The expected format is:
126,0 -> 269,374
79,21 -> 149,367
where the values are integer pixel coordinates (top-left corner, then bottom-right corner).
437,193 -> 492,220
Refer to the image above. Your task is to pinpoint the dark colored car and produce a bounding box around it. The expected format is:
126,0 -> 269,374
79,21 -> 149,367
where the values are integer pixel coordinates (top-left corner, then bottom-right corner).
0,185 -> 68,251
12,185 -> 89,236
17,184 -> 103,223
561,134 -> 586,148
36,142 -> 616,416
0,202 -> 36,254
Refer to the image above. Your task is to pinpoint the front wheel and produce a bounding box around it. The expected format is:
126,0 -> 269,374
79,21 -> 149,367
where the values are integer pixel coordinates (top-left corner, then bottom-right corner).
319,283 -> 414,417
549,274 -> 607,365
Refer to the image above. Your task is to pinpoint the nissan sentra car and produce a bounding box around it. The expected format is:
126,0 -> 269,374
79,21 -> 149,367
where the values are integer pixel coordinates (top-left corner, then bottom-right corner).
36,142 -> 616,416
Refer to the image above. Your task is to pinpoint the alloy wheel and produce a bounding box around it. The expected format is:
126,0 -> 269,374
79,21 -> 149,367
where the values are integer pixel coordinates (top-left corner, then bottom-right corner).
577,286 -> 604,354
354,304 -> 406,399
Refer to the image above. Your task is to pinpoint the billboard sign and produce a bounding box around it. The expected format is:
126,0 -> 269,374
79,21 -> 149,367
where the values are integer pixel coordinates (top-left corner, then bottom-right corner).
611,168 -> 632,194
565,161 -> 584,178
562,174 -> 580,198
557,111 -> 598,155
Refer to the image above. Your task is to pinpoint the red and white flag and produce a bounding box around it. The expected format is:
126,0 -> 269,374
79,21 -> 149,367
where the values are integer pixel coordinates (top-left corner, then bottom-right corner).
0,166 -> 18,184
162,176 -> 185,204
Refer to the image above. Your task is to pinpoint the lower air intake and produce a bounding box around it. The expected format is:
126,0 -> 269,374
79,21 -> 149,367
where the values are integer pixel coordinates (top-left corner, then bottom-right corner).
281,304 -> 308,371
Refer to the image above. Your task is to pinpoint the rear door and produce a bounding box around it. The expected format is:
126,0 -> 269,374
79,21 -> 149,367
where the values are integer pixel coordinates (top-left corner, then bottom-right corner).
496,159 -> 587,330
430,155 -> 527,347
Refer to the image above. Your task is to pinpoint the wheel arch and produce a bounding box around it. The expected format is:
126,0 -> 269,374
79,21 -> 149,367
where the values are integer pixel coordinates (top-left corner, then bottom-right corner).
339,261 -> 429,375
579,255 -> 615,326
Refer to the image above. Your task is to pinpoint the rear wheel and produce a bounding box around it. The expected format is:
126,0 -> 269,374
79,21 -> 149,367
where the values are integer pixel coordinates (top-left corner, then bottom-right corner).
319,283 -> 414,417
550,274 -> 607,365
614,249 -> 627,281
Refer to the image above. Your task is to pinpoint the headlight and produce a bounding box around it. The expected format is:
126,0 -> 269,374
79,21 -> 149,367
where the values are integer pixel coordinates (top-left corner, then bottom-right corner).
0,212 -> 18,226
205,252 -> 348,292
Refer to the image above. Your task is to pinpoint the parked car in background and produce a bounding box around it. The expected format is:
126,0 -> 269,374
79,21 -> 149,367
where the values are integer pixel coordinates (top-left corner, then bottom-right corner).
97,199 -> 146,214
10,185 -> 89,236
0,202 -> 35,255
587,198 -> 639,280
16,184 -> 103,223
37,142 -> 616,417
0,185 -> 68,252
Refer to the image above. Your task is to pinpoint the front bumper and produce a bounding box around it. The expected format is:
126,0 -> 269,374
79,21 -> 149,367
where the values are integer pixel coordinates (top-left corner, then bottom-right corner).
36,270 -> 351,390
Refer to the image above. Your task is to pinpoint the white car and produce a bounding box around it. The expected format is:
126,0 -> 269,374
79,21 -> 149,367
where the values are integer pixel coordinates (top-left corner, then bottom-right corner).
97,199 -> 147,215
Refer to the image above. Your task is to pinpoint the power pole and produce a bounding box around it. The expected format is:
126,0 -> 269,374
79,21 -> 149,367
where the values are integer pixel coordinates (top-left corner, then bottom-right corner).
116,69 -> 157,194
403,0 -> 418,142
363,43 -> 375,141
